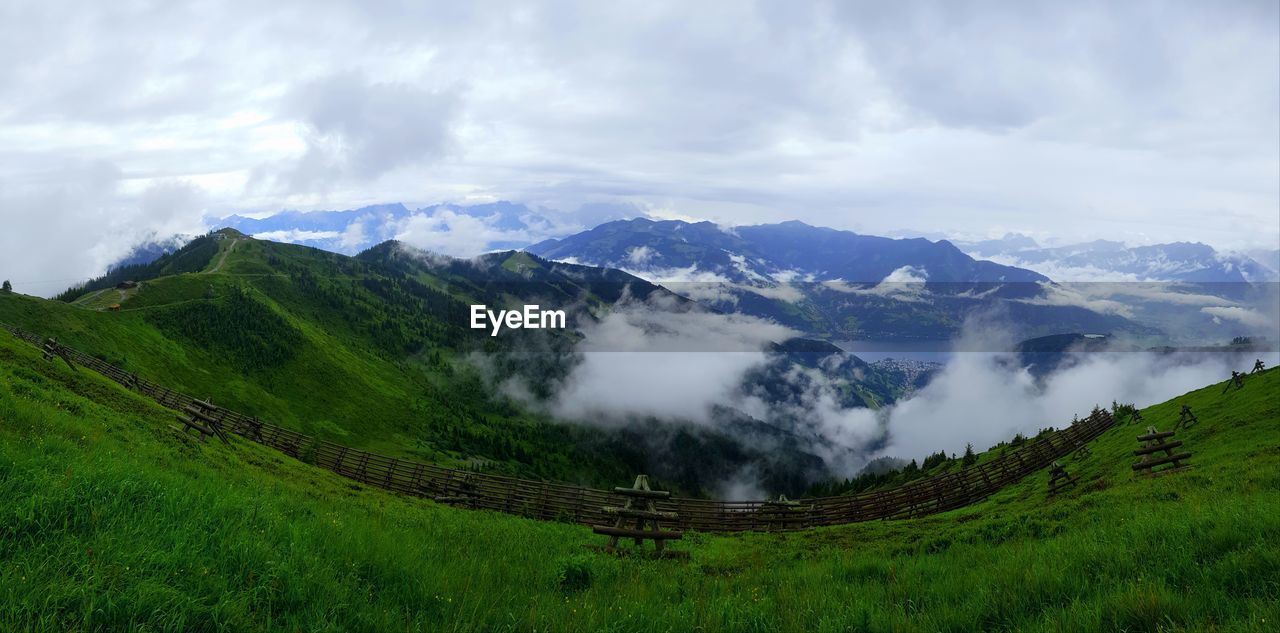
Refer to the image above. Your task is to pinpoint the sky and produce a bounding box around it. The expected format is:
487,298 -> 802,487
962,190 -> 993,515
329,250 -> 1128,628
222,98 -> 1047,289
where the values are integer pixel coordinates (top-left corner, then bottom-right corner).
1,0 -> 1278,295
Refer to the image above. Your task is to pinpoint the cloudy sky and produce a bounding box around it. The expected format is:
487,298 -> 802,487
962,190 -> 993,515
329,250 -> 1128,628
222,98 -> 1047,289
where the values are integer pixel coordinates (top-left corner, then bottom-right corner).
1,0 -> 1277,294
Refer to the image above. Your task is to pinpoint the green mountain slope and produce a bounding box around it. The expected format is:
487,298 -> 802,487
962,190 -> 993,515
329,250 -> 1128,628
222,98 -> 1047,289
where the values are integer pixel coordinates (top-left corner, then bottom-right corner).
2,232 -> 650,486
1,231 -> 952,496
1,329 -> 1276,631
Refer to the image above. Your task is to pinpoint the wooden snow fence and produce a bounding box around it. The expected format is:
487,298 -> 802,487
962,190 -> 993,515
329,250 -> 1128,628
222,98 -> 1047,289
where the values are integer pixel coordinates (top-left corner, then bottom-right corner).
1133,426 -> 1192,476
1047,461 -> 1077,495
1,321 -> 1120,533
176,399 -> 231,444
590,475 -> 687,559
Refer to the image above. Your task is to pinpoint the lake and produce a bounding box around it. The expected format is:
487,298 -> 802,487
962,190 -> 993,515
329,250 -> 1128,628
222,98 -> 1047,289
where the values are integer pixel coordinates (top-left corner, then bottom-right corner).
833,339 -> 954,363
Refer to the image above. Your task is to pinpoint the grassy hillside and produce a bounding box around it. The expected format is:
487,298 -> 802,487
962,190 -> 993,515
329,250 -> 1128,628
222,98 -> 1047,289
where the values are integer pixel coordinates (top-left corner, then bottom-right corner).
0,232 -> 951,496
1,233 -> 651,487
1,330 -> 1276,631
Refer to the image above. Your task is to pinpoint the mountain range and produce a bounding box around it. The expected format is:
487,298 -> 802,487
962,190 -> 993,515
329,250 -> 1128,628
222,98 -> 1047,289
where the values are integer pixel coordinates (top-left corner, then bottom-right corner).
95,204 -> 1276,344
13,214 -> 1275,497
955,233 -> 1277,283
12,229 -> 953,496
213,201 -> 1276,285
528,218 -> 1049,284
524,218 -> 1151,341
217,201 -> 632,257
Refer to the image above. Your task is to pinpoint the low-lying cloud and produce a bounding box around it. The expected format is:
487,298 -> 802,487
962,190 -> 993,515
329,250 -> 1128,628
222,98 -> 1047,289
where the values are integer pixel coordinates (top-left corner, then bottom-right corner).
548,301 -> 794,423
1200,306 -> 1272,329
880,346 -> 1271,462
479,297 -> 1278,498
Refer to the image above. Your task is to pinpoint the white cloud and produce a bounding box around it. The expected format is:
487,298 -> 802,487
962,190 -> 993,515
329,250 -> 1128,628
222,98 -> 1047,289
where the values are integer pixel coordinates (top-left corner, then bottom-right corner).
549,302 -> 796,423
984,255 -> 1145,283
882,265 -> 928,284
0,1 -> 1276,291
338,217 -> 368,251
393,210 -> 532,257
826,265 -> 931,302
740,283 -> 805,304
0,164 -> 208,296
1016,282 -> 1135,318
626,246 -> 654,265
880,321 -> 1278,461
1200,306 -> 1272,330
252,229 -> 340,243
1105,285 -> 1243,307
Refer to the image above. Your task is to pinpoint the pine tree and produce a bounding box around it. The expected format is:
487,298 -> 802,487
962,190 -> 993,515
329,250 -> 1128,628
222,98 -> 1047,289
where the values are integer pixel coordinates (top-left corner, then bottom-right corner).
1,279 -> 11,293
962,443 -> 977,466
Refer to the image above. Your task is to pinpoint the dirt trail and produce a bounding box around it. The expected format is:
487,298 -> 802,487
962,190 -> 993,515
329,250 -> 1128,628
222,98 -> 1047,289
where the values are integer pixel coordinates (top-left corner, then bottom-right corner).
207,238 -> 240,273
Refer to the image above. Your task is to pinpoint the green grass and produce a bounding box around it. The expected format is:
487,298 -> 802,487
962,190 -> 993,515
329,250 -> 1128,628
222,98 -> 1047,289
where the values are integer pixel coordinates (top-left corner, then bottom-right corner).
2,331 -> 1277,631
69,285 -> 138,311
0,236 -> 643,488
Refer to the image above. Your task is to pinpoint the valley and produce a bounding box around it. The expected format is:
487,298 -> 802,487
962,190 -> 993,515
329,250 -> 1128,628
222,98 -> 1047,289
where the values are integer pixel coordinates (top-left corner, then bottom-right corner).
9,226 -> 1274,500
5,231 -> 954,496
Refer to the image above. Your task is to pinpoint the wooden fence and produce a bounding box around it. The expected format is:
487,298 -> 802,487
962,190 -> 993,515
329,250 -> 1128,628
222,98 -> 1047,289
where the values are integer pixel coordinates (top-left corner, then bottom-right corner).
1,321 -> 1115,532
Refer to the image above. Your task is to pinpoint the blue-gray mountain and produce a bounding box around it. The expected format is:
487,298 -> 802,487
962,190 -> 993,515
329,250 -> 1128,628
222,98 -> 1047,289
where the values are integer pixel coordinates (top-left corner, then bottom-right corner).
218,201 -> 634,256
104,208 -> 1269,344
107,234 -> 194,271
956,233 -> 1277,283
525,218 -> 1145,341
528,218 -> 1049,284
212,203 -> 1273,284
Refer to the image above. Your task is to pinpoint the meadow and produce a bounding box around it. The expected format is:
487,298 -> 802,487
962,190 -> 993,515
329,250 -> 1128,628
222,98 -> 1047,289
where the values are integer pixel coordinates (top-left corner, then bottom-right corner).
2,325 -> 1277,632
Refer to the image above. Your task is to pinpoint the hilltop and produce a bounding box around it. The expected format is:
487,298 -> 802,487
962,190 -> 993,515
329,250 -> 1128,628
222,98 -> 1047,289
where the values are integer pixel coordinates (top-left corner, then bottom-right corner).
3,233 -> 655,487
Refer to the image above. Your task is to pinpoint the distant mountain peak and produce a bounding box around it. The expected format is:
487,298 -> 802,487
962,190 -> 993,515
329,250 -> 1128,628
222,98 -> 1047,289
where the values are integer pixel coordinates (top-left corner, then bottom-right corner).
215,201 -> 636,259
955,235 -> 1276,282
526,217 -> 1048,285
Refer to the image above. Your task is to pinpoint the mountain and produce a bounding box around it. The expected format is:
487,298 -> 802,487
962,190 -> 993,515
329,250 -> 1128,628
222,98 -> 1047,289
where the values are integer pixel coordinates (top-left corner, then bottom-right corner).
526,219 -> 1151,341
108,233 -> 193,270
220,202 -> 414,248
956,232 -> 1041,256
1249,248 -> 1280,278
1013,332 -> 1120,378
218,201 -> 633,256
957,234 -> 1277,283
9,229 -> 937,497
529,218 -> 1049,284
748,338 -> 938,410
52,231 -> 225,302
